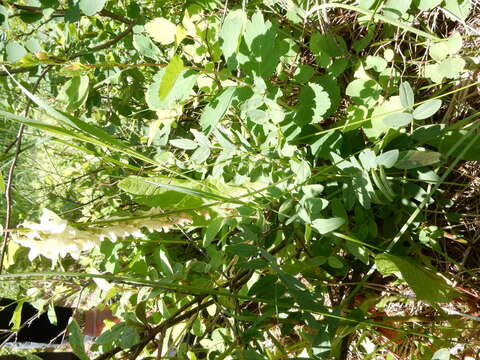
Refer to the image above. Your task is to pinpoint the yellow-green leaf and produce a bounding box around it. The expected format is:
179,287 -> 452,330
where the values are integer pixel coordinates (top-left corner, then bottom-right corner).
159,55 -> 184,101
145,17 -> 177,45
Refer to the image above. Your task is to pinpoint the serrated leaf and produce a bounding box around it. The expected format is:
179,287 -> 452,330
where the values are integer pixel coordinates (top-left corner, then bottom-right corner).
199,87 -> 236,134
68,319 -> 89,360
159,55 -> 184,101
145,17 -> 177,45
219,9 -> 246,70
413,99 -> 442,120
79,0 -> 106,15
295,83 -> 331,124
375,253 -> 457,303
399,82 -> 414,108
394,150 -> 441,169
376,150 -> 399,168
346,78 -> 382,107
311,217 -> 345,234
383,112 -> 413,128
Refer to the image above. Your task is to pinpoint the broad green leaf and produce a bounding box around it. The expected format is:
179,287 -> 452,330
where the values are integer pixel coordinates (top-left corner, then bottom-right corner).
0,5 -> 9,29
219,9 -> 246,70
79,0 -> 107,15
346,78 -> 382,107
203,217 -> 225,247
431,348 -> 450,360
429,32 -> 462,61
375,254 -> 458,303
199,87 -> 236,134
156,247 -> 174,276
295,83 -> 331,125
376,150 -> 399,168
417,0 -> 442,11
327,256 -> 343,269
394,150 -> 441,169
225,244 -> 258,257
133,34 -> 162,58
169,138 -> 198,150
68,319 -> 89,360
309,32 -> 347,57
145,17 -> 177,45
191,145 -> 211,163
383,0 -> 412,19
238,11 -> 279,78
57,75 -> 90,111
358,148 -> 377,170
364,96 -> 402,139
443,0 -> 471,21
383,112 -> 413,128
159,55 -> 184,101
311,217 -> 346,234
412,99 -> 442,120
399,82 -> 414,108
365,55 -> 388,73
427,130 -> 480,161
6,41 -> 27,62
96,323 -> 127,345
146,69 -> 198,110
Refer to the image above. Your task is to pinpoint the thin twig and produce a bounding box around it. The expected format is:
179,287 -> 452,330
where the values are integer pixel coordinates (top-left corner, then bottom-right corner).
0,65 -> 53,274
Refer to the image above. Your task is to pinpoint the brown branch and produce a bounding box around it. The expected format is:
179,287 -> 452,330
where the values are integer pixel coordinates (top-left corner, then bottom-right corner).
6,3 -> 132,25
0,65 -> 53,273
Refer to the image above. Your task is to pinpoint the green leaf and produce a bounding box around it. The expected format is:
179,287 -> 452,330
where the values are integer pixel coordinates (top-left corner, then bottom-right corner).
376,150 -> 399,168
238,11 -> 279,78
219,9 -> 246,70
383,0 -> 412,19
383,112 -> 413,128
365,55 -> 388,73
159,55 -> 184,101
309,32 -> 347,57
295,83 -> 331,125
412,99 -> 442,120
79,0 -> 107,16
6,41 -> 27,62
394,150 -> 442,169
68,319 -> 89,360
399,82 -> 414,108
327,256 -> 343,269
199,87 -> 236,134
431,348 -> 450,360
169,138 -> 198,150
57,75 -> 90,111
346,78 -> 382,107
146,69 -> 198,111
311,217 -> 346,234
156,247 -> 174,276
133,34 -> 162,59
427,129 -> 480,161
417,0 -> 442,11
443,0 -> 471,21
358,148 -> 377,170
429,32 -> 462,61
10,301 -> 24,331
226,244 -> 258,257
96,323 -> 127,345
375,254 -> 458,303
203,217 -> 225,247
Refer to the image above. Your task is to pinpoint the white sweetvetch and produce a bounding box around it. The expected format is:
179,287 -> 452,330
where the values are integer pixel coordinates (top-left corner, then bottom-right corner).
12,208 -> 197,262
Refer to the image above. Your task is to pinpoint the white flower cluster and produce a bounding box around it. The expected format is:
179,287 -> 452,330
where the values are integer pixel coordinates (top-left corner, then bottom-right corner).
12,208 -> 195,262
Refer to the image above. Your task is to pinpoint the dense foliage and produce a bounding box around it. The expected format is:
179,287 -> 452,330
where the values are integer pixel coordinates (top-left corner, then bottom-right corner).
1,0 -> 479,359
